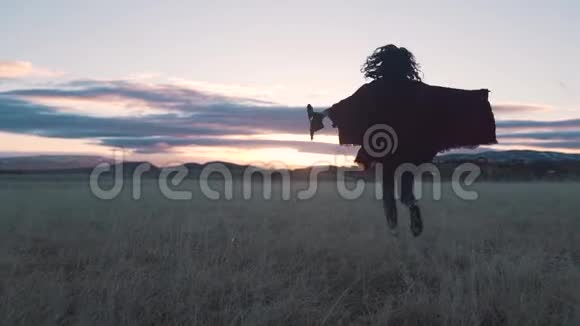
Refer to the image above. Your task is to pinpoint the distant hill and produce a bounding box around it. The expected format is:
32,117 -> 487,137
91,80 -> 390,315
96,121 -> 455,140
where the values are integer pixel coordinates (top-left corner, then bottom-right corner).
438,150 -> 580,163
0,155 -> 112,171
2,150 -> 580,181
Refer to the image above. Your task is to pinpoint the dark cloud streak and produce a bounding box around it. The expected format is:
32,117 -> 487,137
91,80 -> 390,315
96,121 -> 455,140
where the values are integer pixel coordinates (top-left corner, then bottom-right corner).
1,79 -> 579,155
497,119 -> 580,129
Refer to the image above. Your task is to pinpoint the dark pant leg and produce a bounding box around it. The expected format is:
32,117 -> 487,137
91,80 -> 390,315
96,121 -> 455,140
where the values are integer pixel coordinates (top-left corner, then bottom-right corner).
399,171 -> 417,207
400,171 -> 423,236
382,169 -> 397,228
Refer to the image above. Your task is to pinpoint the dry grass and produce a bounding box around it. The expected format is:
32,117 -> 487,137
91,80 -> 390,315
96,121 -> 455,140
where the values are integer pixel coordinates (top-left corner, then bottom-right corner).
0,177 -> 579,325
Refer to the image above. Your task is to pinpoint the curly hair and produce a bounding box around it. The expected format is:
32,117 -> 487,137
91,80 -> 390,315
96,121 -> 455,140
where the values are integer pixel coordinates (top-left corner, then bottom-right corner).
361,44 -> 422,81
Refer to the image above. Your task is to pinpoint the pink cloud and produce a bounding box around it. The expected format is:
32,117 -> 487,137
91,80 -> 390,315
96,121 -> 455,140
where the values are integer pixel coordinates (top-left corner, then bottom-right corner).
492,103 -> 552,114
0,61 -> 61,79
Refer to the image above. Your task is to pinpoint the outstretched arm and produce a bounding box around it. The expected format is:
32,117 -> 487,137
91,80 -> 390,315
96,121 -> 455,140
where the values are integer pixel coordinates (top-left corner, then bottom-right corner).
306,104 -> 330,140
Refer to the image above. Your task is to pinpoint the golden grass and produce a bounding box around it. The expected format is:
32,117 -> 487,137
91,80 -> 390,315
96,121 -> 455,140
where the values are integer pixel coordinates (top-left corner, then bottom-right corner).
0,178 -> 579,325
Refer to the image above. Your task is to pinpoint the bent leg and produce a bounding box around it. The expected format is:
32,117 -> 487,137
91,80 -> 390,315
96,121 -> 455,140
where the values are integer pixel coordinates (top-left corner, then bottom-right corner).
399,172 -> 417,207
398,172 -> 423,237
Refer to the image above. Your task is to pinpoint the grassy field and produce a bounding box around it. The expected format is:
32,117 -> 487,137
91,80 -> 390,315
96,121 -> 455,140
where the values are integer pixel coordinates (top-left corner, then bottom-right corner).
0,177 -> 579,325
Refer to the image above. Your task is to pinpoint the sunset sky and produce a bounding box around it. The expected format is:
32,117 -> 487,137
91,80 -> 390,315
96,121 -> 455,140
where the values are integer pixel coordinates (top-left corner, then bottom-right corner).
1,0 -> 579,167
